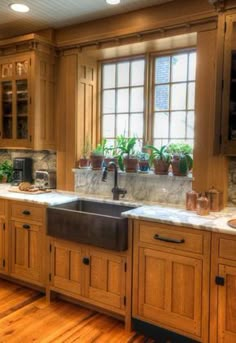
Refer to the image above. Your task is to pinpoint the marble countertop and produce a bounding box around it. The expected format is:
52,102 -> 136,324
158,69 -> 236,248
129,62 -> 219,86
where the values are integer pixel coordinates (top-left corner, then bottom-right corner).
1,184 -> 236,235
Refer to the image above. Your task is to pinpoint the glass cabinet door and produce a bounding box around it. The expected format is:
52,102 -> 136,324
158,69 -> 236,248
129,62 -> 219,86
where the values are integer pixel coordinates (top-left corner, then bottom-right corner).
1,81 -> 13,139
16,79 -> 28,139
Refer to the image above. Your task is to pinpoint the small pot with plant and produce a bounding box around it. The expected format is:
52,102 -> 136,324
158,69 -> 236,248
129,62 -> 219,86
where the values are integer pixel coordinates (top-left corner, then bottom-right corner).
90,139 -> 106,170
137,151 -> 150,173
77,139 -> 90,169
116,135 -> 138,173
0,160 -> 13,183
167,143 -> 193,176
145,145 -> 171,175
104,144 -> 118,171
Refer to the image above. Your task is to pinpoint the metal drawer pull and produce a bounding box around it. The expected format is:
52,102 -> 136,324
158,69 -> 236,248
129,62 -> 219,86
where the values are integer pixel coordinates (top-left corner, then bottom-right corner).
22,210 -> 31,215
23,224 -> 30,229
153,234 -> 185,244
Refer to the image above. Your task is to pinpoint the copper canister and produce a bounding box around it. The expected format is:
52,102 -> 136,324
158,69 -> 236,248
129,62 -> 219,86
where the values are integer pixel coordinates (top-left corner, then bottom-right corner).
186,190 -> 198,210
207,187 -> 223,212
196,193 -> 209,216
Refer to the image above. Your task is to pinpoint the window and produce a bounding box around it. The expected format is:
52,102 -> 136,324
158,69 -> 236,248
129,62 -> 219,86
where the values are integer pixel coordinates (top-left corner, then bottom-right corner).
101,50 -> 196,148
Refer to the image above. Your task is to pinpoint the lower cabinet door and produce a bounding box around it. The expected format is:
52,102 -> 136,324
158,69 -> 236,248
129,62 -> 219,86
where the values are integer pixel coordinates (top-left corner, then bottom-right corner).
218,264 -> 236,343
50,240 -> 83,296
84,248 -> 126,311
11,220 -> 42,282
135,247 -> 203,339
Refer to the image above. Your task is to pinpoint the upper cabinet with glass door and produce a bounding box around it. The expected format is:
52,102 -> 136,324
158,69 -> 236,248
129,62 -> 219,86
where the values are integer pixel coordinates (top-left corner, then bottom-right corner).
0,56 -> 31,147
221,14 -> 236,154
0,34 -> 56,150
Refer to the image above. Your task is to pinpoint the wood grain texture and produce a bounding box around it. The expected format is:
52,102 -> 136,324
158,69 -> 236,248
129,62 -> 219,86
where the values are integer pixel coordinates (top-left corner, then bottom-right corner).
0,279 -> 152,342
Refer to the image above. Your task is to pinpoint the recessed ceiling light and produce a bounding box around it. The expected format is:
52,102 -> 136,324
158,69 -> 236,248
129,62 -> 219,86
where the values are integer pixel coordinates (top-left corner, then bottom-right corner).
106,0 -> 121,5
9,3 -> 30,13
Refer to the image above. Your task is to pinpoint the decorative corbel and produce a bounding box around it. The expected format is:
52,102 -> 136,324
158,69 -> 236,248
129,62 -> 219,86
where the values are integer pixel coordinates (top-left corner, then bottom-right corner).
208,0 -> 225,12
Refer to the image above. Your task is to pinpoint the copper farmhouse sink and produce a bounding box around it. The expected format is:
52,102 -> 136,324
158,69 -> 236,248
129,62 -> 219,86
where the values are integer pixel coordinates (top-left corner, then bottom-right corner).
47,200 -> 135,251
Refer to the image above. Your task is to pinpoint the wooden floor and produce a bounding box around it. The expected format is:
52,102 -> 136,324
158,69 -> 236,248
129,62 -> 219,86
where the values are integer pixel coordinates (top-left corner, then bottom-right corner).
0,279 -> 153,343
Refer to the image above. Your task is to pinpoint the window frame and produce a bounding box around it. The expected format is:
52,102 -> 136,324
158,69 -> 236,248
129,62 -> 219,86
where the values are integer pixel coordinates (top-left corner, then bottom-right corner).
99,47 -> 196,147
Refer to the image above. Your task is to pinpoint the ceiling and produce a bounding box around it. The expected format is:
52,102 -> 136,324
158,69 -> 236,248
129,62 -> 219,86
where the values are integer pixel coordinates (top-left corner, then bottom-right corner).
0,0 -> 173,40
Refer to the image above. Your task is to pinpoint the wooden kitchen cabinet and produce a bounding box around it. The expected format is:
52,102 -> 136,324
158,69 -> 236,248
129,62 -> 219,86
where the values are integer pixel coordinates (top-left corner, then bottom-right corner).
0,34 -> 56,150
48,236 -> 132,329
210,233 -> 236,343
9,200 -> 46,286
133,220 -> 211,343
0,199 -> 7,274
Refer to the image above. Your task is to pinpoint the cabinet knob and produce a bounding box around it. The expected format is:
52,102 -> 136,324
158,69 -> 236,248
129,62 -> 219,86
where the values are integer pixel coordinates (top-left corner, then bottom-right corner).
82,257 -> 90,265
22,210 -> 31,215
22,224 -> 30,229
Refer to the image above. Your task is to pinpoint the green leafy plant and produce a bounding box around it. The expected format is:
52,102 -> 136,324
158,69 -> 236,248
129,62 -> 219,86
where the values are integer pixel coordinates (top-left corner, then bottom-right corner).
0,160 -> 13,182
81,138 -> 91,158
91,138 -> 107,156
167,143 -> 193,175
116,135 -> 137,171
145,145 -> 171,166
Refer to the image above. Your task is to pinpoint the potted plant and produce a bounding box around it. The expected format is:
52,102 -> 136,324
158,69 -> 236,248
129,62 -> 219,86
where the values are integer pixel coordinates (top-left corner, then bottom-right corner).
167,143 -> 193,176
145,144 -> 171,175
116,135 -> 138,173
137,151 -> 150,172
90,139 -> 106,170
76,139 -> 91,168
104,144 -> 119,171
0,160 -> 13,182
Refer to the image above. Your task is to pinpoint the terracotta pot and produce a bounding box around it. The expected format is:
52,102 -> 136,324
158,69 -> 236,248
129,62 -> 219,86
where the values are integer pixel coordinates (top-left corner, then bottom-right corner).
171,155 -> 188,176
76,158 -> 90,169
153,159 -> 170,175
139,160 -> 150,172
123,156 -> 138,173
90,154 -> 104,170
104,157 -> 118,171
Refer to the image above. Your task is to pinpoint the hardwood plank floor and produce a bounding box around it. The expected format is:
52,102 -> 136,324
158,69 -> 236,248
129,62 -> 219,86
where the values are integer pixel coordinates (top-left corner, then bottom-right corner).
0,279 -> 153,343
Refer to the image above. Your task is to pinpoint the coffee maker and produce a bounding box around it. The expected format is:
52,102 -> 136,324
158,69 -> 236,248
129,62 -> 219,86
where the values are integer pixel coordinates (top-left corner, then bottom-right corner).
12,158 -> 33,185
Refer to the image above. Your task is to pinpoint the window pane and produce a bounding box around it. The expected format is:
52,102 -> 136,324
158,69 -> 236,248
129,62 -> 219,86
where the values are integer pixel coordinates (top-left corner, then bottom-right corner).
103,115 -> 115,137
155,56 -> 170,84
171,54 -> 187,82
103,90 -> 115,113
187,111 -> 194,138
170,111 -> 186,138
188,82 -> 195,109
131,60 -> 145,86
155,85 -> 169,111
130,113 -> 143,137
189,52 -> 196,80
154,139 -> 168,149
154,112 -> 169,138
117,88 -> 129,113
171,83 -> 186,110
117,114 -> 129,137
117,62 -> 129,87
103,64 -> 116,89
130,87 -> 144,112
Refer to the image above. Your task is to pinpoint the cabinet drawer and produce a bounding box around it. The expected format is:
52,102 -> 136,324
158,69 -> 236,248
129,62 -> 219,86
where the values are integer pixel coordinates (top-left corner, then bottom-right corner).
0,199 -> 5,216
138,221 -> 204,255
219,237 -> 236,261
9,201 -> 44,223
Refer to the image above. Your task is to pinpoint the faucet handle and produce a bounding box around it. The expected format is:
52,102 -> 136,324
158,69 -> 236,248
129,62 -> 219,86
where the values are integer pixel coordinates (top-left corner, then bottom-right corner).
120,188 -> 127,198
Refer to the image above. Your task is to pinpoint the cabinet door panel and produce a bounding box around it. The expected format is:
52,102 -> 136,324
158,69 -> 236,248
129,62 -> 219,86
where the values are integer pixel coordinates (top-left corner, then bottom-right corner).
137,247 -> 202,338
11,221 -> 41,281
52,241 -> 82,296
218,264 -> 236,342
86,249 -> 126,310
0,218 -> 5,272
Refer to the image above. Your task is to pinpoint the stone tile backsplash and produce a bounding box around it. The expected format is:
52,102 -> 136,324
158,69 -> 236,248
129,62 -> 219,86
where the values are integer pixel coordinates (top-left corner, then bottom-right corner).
0,149 -> 56,180
74,169 -> 192,206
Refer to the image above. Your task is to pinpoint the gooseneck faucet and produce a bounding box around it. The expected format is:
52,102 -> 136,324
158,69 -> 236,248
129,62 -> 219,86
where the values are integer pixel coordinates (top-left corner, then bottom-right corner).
102,161 -> 127,200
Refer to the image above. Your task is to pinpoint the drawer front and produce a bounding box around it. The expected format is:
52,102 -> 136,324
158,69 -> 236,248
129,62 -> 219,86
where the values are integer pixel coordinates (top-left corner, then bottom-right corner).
10,201 -> 44,223
219,237 -> 236,261
138,221 -> 204,254
0,199 -> 5,216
